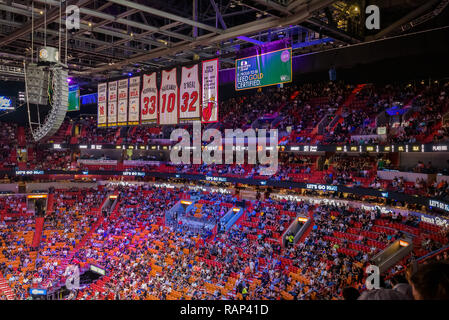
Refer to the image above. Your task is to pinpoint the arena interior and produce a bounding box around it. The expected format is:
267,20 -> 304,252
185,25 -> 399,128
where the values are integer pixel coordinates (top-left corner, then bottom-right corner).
0,0 -> 449,303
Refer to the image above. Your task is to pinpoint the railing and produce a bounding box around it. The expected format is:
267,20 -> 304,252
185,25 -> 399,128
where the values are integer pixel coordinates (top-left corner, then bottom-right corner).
384,244 -> 449,280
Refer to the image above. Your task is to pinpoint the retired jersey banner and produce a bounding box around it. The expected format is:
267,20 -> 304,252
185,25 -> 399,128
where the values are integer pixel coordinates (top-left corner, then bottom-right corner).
107,81 -> 118,127
201,59 -> 219,123
128,76 -> 140,125
97,83 -> 107,127
159,68 -> 178,125
117,79 -> 128,126
141,73 -> 158,124
179,64 -> 200,122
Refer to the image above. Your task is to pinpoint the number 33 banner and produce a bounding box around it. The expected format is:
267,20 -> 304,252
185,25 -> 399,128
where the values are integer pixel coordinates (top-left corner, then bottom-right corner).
159,68 -> 179,125
141,72 -> 158,124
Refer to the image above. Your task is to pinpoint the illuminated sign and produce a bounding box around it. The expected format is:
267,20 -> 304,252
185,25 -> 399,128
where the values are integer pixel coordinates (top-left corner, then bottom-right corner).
429,199 -> 449,212
181,200 -> 192,205
232,208 -> 240,212
0,96 -> 14,110
122,171 -> 145,177
90,265 -> 106,276
205,176 -> 227,182
297,217 -> 308,222
399,240 -> 409,247
30,288 -> 47,295
15,170 -> 44,175
432,145 -> 448,151
236,48 -> 292,90
27,194 -> 48,199
420,212 -> 449,228
377,127 -> 387,135
306,184 -> 338,191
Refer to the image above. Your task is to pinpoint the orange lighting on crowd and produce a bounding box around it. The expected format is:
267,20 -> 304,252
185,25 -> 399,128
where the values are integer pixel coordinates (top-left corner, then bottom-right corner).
232,208 -> 240,212
181,200 -> 192,205
109,195 -> 118,199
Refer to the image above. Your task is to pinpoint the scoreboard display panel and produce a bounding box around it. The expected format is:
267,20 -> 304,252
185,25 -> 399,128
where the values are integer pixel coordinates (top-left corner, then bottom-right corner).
235,48 -> 292,91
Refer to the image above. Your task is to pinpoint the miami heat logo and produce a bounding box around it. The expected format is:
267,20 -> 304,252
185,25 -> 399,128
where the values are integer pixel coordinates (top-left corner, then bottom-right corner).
202,95 -> 216,122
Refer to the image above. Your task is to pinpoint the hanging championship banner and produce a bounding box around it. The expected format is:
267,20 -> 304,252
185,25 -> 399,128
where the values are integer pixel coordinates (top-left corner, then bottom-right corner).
128,76 -> 140,125
201,58 -> 219,123
117,79 -> 128,126
97,83 -> 107,127
107,81 -> 118,127
179,64 -> 200,122
159,68 -> 178,125
141,73 -> 158,124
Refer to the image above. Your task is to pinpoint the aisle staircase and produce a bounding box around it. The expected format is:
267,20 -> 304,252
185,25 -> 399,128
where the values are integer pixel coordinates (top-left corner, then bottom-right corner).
41,215 -> 105,290
326,83 -> 367,134
17,126 -> 26,147
31,217 -> 45,249
0,272 -> 15,300
46,193 -> 55,215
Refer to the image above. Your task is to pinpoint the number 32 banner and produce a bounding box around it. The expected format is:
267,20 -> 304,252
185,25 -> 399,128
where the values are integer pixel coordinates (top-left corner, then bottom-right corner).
141,73 -> 158,124
179,64 -> 200,122
159,68 -> 179,125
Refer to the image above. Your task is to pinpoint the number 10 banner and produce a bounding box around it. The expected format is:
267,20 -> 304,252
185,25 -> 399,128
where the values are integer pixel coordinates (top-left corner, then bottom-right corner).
141,72 -> 158,124
159,68 -> 179,125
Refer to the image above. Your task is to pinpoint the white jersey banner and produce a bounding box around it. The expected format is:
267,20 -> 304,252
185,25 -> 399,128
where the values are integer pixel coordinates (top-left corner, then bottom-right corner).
97,83 -> 107,127
201,59 -> 219,123
179,64 -> 200,122
159,68 -> 178,125
107,81 -> 118,127
128,76 -> 140,125
117,79 -> 128,126
141,73 -> 158,124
